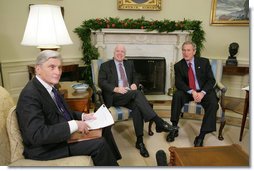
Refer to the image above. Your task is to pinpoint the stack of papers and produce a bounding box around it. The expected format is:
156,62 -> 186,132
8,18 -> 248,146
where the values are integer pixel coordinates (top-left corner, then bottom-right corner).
85,104 -> 114,130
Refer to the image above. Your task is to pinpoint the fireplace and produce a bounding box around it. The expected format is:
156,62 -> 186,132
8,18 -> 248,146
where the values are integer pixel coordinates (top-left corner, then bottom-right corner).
92,29 -> 191,95
126,57 -> 166,95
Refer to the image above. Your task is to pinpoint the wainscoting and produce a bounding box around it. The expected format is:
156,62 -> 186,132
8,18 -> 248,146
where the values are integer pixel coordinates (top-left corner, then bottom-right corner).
1,57 -> 83,101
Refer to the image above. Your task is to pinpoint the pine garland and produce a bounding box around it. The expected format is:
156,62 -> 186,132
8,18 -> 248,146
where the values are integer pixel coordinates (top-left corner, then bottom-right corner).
74,17 -> 205,85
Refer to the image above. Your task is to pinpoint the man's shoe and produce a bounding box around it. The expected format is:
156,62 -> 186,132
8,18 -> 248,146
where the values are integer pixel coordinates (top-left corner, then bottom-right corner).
194,136 -> 204,147
166,129 -> 179,142
136,142 -> 149,158
156,120 -> 173,133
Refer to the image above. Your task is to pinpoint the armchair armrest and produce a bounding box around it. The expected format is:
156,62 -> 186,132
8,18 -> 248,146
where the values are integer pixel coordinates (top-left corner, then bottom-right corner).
92,84 -> 104,111
216,81 -> 227,94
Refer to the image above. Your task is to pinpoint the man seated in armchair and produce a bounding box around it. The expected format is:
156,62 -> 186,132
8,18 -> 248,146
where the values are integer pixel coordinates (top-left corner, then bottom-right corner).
167,41 -> 219,147
16,50 -> 121,166
98,44 -> 174,158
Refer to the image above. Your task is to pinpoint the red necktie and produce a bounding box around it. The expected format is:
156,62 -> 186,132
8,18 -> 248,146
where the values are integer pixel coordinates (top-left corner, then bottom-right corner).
188,63 -> 196,90
119,63 -> 128,87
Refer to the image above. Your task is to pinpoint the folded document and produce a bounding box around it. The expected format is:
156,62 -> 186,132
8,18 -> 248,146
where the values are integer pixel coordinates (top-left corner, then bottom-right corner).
85,104 -> 114,130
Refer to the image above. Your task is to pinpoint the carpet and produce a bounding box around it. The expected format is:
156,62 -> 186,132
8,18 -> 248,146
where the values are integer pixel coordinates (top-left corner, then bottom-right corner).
224,96 -> 245,115
150,96 -> 249,128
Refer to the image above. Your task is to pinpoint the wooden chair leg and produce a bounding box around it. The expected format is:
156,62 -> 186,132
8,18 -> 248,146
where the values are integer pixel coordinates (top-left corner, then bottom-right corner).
148,120 -> 154,136
218,120 -> 226,140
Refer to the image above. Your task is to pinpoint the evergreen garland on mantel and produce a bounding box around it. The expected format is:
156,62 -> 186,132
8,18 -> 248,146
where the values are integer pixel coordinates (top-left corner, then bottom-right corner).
74,16 -> 205,85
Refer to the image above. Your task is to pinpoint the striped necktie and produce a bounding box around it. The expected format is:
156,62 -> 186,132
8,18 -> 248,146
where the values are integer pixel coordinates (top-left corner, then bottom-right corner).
119,63 -> 128,87
52,88 -> 71,121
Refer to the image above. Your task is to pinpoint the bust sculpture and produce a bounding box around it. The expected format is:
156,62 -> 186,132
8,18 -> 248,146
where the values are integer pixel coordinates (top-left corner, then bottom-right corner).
226,42 -> 239,66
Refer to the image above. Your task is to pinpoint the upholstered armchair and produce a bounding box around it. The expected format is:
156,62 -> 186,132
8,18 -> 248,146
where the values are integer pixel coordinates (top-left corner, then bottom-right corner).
180,59 -> 227,140
0,86 -> 93,166
91,59 -> 153,135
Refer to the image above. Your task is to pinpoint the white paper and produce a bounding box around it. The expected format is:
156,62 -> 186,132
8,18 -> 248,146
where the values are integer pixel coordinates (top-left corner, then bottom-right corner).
85,104 -> 114,130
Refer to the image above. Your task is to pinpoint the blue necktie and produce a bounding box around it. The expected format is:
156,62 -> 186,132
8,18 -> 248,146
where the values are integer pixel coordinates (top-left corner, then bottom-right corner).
52,88 -> 71,121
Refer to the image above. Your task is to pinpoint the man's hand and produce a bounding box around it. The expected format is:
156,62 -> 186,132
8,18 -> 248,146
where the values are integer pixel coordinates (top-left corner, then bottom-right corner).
192,91 -> 205,103
76,121 -> 91,134
82,113 -> 96,121
130,84 -> 137,90
114,87 -> 128,94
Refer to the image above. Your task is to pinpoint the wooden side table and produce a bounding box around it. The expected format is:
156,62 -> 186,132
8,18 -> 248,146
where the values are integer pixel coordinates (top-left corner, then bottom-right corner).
223,65 -> 249,75
240,88 -> 249,141
59,81 -> 92,113
168,144 -> 249,166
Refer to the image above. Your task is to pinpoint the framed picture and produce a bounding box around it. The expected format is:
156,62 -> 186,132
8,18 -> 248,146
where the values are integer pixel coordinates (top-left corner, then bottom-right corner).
118,0 -> 161,11
210,0 -> 249,26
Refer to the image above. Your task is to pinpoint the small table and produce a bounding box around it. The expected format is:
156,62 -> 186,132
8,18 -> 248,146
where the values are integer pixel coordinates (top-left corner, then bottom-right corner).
223,65 -> 249,76
59,81 -> 92,113
240,87 -> 249,141
168,144 -> 249,166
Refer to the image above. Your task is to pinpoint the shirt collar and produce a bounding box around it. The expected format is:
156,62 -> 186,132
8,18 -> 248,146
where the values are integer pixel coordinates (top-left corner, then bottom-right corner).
36,75 -> 54,94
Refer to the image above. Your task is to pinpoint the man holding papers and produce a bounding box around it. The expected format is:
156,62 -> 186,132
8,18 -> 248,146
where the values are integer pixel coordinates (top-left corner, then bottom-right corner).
99,44 -> 174,158
16,50 -> 121,166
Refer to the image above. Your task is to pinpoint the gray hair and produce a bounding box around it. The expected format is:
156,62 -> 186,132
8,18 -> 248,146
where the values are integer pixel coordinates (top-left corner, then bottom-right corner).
35,50 -> 62,65
182,41 -> 197,51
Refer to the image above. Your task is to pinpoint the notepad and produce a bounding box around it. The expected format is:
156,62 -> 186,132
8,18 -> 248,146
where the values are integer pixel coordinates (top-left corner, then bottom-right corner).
68,129 -> 102,143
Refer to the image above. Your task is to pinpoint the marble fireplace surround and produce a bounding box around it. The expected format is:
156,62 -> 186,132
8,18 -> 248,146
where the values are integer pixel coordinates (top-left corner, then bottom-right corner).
91,29 -> 191,96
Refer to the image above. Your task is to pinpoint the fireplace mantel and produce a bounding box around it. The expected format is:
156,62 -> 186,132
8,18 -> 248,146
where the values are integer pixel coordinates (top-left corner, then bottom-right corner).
91,28 -> 191,94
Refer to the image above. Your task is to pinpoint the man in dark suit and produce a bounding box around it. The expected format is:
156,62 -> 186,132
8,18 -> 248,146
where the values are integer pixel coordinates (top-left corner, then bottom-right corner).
16,50 -> 121,166
167,41 -> 219,147
98,44 -> 173,158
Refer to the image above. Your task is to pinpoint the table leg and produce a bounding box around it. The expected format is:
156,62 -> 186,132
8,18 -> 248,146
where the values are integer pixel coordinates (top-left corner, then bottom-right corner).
239,91 -> 249,141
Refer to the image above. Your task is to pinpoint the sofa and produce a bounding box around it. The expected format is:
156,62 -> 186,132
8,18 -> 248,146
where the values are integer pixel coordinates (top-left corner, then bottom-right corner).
0,86 -> 93,166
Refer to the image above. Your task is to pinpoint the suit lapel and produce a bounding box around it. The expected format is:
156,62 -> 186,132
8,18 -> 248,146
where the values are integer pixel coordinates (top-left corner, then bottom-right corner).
109,60 -> 119,85
181,59 -> 188,77
194,57 -> 201,80
123,60 -> 130,84
33,77 -> 71,119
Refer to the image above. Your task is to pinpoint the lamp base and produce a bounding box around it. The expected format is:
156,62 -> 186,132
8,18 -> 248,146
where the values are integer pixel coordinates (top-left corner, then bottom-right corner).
37,45 -> 60,51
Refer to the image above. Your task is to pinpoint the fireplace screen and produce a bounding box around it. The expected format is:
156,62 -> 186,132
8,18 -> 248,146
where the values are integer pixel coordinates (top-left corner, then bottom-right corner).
126,57 -> 166,95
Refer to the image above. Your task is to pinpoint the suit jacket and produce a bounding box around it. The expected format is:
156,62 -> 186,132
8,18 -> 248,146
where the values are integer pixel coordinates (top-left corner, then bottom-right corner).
174,57 -> 216,94
98,59 -> 139,107
16,77 -> 82,160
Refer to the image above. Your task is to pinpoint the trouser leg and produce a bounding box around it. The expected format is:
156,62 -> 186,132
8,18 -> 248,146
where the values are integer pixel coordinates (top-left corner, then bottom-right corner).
69,137 -> 118,166
102,126 -> 122,160
200,91 -> 218,132
170,90 -> 192,124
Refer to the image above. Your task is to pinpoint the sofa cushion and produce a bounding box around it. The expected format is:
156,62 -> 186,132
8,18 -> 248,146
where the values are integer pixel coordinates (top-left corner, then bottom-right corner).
6,106 -> 94,166
9,156 -> 93,166
6,106 -> 25,163
0,86 -> 15,165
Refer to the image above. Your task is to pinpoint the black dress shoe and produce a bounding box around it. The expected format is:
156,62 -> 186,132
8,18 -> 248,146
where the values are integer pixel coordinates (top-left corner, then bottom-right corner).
156,120 -> 173,133
194,136 -> 204,147
136,142 -> 149,158
166,129 -> 179,142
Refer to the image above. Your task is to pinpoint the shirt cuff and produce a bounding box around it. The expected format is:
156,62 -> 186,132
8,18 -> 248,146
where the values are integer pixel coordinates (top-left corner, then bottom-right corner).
68,120 -> 78,134
201,90 -> 206,95
187,89 -> 193,94
82,113 -> 85,121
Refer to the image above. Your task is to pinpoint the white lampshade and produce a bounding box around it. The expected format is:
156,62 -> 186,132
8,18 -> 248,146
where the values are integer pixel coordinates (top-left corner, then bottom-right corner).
21,4 -> 73,49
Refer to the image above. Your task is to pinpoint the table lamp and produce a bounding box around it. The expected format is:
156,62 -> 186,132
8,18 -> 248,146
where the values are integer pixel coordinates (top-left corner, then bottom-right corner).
21,4 -> 73,51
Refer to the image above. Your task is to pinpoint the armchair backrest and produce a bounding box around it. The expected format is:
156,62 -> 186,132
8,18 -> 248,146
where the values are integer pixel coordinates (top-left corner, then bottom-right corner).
209,59 -> 223,82
0,86 -> 15,165
91,59 -> 108,86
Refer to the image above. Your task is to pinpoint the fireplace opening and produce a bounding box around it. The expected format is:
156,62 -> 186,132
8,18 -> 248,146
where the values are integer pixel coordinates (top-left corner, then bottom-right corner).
126,57 -> 166,95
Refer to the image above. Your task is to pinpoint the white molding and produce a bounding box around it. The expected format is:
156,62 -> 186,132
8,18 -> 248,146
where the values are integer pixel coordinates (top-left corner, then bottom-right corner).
1,57 -> 83,99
